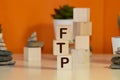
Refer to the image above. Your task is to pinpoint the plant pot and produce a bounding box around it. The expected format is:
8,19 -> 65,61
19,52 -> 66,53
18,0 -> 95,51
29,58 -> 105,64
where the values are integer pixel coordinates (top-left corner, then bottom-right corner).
112,36 -> 120,54
53,19 -> 73,43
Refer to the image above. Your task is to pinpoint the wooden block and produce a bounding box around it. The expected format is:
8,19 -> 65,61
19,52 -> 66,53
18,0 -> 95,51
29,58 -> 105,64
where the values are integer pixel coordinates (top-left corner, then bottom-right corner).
0,42 -> 6,46
71,49 -> 90,63
71,49 -> 90,69
112,37 -> 120,54
75,36 -> 90,49
53,40 -> 69,55
73,8 -> 90,22
80,22 -> 92,36
56,25 -> 73,43
0,46 -> 7,50
57,55 -> 72,70
73,22 -> 80,37
24,47 -> 41,63
73,22 -> 92,37
53,20 -> 73,40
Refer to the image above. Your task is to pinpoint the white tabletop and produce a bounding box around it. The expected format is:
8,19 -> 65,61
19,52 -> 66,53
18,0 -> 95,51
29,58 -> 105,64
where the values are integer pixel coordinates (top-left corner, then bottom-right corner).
0,54 -> 119,80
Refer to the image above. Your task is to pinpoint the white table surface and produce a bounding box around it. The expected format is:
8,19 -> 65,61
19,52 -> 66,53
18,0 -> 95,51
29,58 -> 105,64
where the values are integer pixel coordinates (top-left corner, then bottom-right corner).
0,54 -> 120,80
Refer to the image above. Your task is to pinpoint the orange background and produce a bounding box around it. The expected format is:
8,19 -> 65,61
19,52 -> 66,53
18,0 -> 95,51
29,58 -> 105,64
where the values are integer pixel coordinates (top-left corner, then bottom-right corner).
0,0 -> 120,54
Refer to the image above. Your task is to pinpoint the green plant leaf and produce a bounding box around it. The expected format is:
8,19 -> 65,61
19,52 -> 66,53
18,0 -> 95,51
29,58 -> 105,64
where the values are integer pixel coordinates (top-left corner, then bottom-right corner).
51,5 -> 74,19
53,14 -> 64,19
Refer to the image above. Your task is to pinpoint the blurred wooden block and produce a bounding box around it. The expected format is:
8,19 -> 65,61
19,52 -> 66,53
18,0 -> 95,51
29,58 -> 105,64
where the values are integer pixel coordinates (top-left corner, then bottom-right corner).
57,55 -> 72,70
80,22 -> 92,35
71,49 -> 90,69
56,25 -> 73,43
73,22 -> 92,37
71,49 -> 90,63
0,42 -> 5,46
75,36 -> 89,49
0,46 -> 7,50
112,37 -> 120,54
73,8 -> 90,22
24,47 -> 41,66
53,40 -> 69,55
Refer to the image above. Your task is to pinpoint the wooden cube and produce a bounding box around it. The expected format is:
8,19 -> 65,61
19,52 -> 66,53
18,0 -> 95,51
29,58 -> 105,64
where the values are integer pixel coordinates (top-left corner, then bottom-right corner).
0,46 -> 7,50
112,37 -> 120,54
73,8 -> 90,22
53,40 -> 69,55
57,55 -> 72,70
71,49 -> 90,69
73,22 -> 92,36
53,20 -> 73,40
71,49 -> 90,63
56,25 -> 73,43
24,47 -> 41,66
75,36 -> 90,49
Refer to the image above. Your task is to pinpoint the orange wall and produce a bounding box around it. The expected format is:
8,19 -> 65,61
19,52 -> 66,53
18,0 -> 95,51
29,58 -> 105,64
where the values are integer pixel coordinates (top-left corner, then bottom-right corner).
0,0 -> 71,54
90,0 -> 105,53
0,0 -> 119,54
104,0 -> 120,53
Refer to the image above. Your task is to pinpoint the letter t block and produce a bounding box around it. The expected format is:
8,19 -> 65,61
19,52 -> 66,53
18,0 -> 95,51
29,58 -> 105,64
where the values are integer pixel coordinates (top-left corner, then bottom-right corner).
53,40 -> 69,55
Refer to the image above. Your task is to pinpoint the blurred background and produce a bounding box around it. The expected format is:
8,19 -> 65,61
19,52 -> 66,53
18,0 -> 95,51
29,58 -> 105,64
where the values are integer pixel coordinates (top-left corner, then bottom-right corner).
0,0 -> 120,54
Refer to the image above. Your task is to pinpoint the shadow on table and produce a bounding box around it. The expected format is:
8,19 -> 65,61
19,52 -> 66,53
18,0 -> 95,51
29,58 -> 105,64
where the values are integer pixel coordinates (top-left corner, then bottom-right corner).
15,64 -> 56,70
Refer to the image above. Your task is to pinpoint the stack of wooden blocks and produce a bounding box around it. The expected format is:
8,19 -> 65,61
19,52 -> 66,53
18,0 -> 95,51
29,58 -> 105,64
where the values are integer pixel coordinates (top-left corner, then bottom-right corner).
53,8 -> 92,70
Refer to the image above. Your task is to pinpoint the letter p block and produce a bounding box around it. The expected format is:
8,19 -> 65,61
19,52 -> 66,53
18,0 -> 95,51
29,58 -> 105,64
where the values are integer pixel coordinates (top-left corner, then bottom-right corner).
57,55 -> 72,70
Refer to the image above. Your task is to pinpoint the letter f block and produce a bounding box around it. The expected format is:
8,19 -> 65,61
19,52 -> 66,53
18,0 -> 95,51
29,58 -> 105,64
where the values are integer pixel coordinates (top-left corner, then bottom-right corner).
56,25 -> 73,43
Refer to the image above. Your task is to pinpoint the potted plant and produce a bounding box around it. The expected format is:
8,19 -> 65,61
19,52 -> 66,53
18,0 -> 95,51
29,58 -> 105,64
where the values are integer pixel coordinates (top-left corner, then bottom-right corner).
51,5 -> 73,19
51,5 -> 74,42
